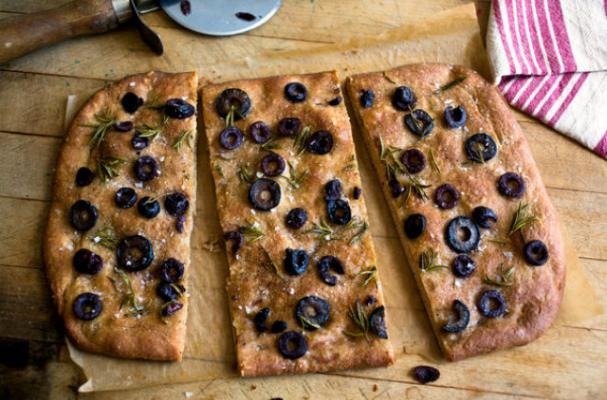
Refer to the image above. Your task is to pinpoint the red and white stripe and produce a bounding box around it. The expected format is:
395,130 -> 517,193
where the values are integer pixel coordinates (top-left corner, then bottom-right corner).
487,0 -> 607,158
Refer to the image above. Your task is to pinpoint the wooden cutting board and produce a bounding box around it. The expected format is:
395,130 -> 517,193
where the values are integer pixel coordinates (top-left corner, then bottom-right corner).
0,1 -> 606,399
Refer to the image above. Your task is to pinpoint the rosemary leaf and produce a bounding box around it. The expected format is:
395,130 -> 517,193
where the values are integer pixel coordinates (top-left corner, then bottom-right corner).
110,267 -> 147,317
293,126 -> 311,155
428,148 -> 441,174
237,165 -> 255,183
488,237 -> 509,245
213,163 -> 224,178
241,220 -> 264,243
343,301 -> 370,342
260,138 -> 281,152
84,112 -> 117,148
281,161 -> 308,189
407,174 -> 430,201
434,76 -> 466,94
96,156 -> 126,182
358,266 -> 378,287
90,226 -> 119,249
419,249 -> 448,272
349,220 -> 369,245
508,202 -> 538,236
307,219 -> 338,241
260,247 -> 284,279
173,130 -> 192,150
407,105 -> 424,132
299,315 -> 321,330
382,72 -> 397,84
225,105 -> 237,128
483,264 -> 515,287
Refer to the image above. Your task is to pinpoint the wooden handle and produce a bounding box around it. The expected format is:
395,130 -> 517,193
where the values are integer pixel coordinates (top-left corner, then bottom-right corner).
0,0 -> 120,65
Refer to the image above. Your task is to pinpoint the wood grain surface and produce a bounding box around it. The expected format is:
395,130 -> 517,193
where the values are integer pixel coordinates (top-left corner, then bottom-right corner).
0,1 -> 605,399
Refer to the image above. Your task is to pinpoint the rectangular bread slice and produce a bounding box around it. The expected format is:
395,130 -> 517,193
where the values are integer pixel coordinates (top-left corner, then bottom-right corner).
202,71 -> 394,376
347,64 -> 565,360
44,71 -> 198,360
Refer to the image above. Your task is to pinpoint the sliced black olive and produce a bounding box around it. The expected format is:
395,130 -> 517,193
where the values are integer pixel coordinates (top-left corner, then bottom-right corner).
131,132 -> 149,150
352,187 -> 362,200
121,92 -> 143,113
73,249 -> 103,275
159,258 -> 184,283
365,295 -> 377,306
75,167 -> 95,187
219,126 -> 244,150
497,172 -> 525,198
295,295 -> 330,330
472,206 -> 498,229
444,105 -> 467,128
404,213 -> 426,239
284,248 -> 309,276
405,109 -> 434,137
285,208 -> 308,230
369,306 -> 388,339
175,215 -> 185,234
465,133 -> 497,163
328,96 -> 342,106
165,98 -> 195,119
248,178 -> 281,211
277,117 -> 302,137
215,88 -> 252,120
324,179 -> 343,201
306,130 -> 334,155
400,148 -> 426,174
271,320 -> 288,333
389,179 -> 405,198
113,121 -> 133,132
261,153 -> 286,177
412,365 -> 440,384
224,230 -> 244,254
477,290 -> 507,318
284,82 -> 307,103
114,187 -> 137,209
165,192 -> 189,217
524,240 -> 549,266
253,307 -> 270,333
392,86 -> 417,111
451,255 -> 476,278
434,183 -> 460,210
442,300 -> 470,333
445,216 -> 480,254
360,89 -> 375,108
69,200 -> 98,232
116,234 -> 154,272
133,156 -> 160,182
162,301 -> 183,317
248,121 -> 272,144
73,292 -> 103,321
317,255 -> 345,286
156,282 -> 183,302
327,199 -> 351,225
277,331 -> 308,359
137,196 -> 160,219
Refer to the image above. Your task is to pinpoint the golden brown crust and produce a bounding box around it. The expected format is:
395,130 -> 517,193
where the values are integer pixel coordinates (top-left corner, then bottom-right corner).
43,71 -> 198,361
201,71 -> 394,376
347,64 -> 565,360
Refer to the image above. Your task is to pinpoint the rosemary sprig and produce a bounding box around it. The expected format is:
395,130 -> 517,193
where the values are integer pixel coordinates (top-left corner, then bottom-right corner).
238,165 -> 255,183
173,130 -> 192,150
428,148 -> 441,174
90,226 -> 119,249
241,220 -> 264,243
260,247 -> 284,279
379,137 -> 405,178
348,220 -> 369,245
508,202 -> 538,236
299,315 -> 321,330
406,173 -> 430,201
407,105 -> 424,133
419,249 -> 448,272
434,76 -> 466,94
96,156 -> 126,182
382,72 -> 397,84
109,267 -> 147,317
213,163 -> 224,178
358,266 -> 378,287
281,161 -> 308,189
307,219 -> 338,241
224,105 -> 239,128
293,126 -> 311,155
136,123 -> 162,140
483,264 -> 515,287
488,237 -> 509,245
343,301 -> 370,341
260,138 -> 281,152
84,112 -> 117,148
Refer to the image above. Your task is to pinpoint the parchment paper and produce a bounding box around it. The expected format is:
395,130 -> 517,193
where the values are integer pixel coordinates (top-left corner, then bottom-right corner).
62,3 -> 602,392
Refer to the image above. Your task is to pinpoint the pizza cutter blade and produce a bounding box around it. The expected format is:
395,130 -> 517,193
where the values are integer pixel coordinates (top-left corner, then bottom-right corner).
158,0 -> 282,36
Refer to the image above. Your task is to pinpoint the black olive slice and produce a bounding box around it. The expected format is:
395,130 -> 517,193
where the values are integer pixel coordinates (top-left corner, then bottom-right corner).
73,292 -> 103,321
400,148 -> 426,174
285,208 -> 308,229
219,126 -> 244,150
404,213 -> 426,239
360,89 -> 375,108
497,172 -> 525,198
248,178 -> 281,211
113,121 -> 134,132
392,86 -> 417,111
224,230 -> 244,254
412,366 -> 440,384
295,295 -> 330,330
271,320 -> 288,333
324,179 -> 343,201
444,105 -> 467,128
116,235 -> 154,272
121,92 -> 143,113
133,156 -> 160,182
477,290 -> 507,318
137,196 -> 160,219
352,187 -> 362,199
253,307 -> 270,333
215,88 -> 252,120
306,130 -> 334,155
156,282 -> 183,302
369,306 -> 388,339
317,255 -> 345,286
75,167 -> 95,187
277,117 -> 302,137
327,199 -> 351,225
328,96 -> 342,106
73,249 -> 103,275
405,109 -> 434,137
165,192 -> 189,217
465,133 -> 497,163
165,98 -> 195,119
472,206 -> 498,229
277,331 -> 308,359
248,121 -> 272,144
442,300 -> 470,333
451,255 -> 476,278
162,301 -> 183,317
261,153 -> 286,177
159,258 -> 184,283
284,248 -> 309,276
445,216 -> 480,254
284,82 -> 307,103
114,187 -> 137,209
131,132 -> 149,150
434,183 -> 460,210
69,200 -> 98,232
524,240 -> 549,266
389,179 -> 405,198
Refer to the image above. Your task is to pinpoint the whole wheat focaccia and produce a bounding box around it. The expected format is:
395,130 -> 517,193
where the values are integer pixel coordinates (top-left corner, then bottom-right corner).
347,64 -> 565,361
44,71 -> 198,361
202,71 -> 394,376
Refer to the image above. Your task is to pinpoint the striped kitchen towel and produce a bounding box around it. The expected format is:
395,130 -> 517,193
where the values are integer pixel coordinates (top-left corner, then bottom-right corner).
486,0 -> 607,158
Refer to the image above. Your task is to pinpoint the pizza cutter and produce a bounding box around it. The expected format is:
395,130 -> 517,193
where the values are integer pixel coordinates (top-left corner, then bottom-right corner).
0,0 -> 282,65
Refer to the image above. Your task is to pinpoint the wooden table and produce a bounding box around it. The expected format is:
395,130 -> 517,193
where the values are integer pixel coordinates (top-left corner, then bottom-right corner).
0,1 -> 605,399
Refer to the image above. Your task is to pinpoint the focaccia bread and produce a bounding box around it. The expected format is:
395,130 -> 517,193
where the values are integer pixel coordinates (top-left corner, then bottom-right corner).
347,64 -> 565,360
44,71 -> 198,361
202,71 -> 394,376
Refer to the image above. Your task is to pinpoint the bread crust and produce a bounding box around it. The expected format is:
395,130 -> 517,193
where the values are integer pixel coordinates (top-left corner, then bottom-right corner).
347,64 -> 565,360
201,71 -> 394,376
43,71 -> 198,361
